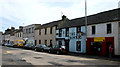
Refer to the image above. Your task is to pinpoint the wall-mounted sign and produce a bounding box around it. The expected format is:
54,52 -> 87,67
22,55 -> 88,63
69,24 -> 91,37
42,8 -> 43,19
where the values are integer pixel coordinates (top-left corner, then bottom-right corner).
94,37 -> 105,42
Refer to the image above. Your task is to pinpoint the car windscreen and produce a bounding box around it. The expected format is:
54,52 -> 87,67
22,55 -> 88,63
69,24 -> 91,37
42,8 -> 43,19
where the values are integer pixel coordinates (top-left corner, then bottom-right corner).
19,41 -> 23,44
41,45 -> 47,47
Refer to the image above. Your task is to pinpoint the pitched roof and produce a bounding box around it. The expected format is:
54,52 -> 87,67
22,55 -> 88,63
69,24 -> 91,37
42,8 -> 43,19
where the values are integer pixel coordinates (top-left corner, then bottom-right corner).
35,20 -> 62,30
58,8 -> 120,29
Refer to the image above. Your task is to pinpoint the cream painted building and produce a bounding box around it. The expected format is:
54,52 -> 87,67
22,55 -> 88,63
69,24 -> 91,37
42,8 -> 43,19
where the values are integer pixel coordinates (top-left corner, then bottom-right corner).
35,15 -> 68,46
86,8 -> 120,55
23,24 -> 41,45
14,26 -> 23,41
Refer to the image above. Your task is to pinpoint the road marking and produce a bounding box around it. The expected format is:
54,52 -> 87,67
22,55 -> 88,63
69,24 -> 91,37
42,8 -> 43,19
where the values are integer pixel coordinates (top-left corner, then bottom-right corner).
6,51 -> 11,53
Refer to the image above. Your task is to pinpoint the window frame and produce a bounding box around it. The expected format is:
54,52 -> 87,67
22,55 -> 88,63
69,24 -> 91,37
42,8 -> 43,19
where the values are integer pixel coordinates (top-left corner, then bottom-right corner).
59,29 -> 62,37
66,28 -> 69,37
39,40 -> 41,44
76,41 -> 81,51
92,26 -> 95,35
39,29 -> 41,35
45,28 -> 47,35
107,23 -> 112,34
50,27 -> 52,34
77,26 -> 81,33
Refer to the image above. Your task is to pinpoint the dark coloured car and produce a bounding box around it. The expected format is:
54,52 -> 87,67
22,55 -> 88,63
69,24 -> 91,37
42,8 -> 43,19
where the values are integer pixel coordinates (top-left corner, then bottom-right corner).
35,44 -> 50,52
6,42 -> 14,47
49,45 -> 67,54
23,44 -> 35,50
1,42 -> 5,46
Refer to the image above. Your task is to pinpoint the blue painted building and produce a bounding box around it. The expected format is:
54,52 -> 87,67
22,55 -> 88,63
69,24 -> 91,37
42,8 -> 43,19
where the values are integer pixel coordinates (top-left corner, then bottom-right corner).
56,15 -> 86,53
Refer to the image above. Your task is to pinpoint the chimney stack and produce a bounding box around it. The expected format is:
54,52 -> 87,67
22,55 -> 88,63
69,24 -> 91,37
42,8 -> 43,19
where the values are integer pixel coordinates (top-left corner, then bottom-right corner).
19,26 -> 23,29
62,15 -> 67,20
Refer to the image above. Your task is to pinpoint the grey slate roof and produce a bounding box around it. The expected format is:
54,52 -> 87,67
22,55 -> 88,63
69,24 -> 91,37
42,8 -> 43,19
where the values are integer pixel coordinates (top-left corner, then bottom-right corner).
58,8 -> 120,29
35,20 -> 62,30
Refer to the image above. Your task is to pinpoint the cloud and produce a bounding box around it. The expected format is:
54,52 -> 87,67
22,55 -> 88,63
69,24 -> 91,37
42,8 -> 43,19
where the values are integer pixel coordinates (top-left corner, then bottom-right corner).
0,0 -> 119,32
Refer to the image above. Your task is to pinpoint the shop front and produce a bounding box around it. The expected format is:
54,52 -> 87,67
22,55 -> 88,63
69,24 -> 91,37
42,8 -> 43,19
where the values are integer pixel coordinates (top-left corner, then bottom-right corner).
86,37 -> 114,56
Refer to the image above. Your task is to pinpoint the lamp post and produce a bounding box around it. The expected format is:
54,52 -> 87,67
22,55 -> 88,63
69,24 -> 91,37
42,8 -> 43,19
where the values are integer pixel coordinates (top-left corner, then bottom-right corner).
85,0 -> 87,38
84,0 -> 87,53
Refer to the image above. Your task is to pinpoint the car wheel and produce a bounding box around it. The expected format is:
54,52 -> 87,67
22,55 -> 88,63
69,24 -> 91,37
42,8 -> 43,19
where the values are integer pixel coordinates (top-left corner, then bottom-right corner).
35,48 -> 37,51
57,51 -> 60,54
48,50 -> 51,53
41,49 -> 43,52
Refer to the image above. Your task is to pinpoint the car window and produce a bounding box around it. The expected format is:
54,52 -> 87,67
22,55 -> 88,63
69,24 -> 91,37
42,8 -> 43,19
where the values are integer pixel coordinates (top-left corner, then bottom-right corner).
42,45 -> 47,47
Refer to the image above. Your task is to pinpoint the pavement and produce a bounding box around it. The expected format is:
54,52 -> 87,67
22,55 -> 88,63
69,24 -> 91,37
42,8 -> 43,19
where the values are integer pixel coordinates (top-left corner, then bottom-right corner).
1,46 -> 120,66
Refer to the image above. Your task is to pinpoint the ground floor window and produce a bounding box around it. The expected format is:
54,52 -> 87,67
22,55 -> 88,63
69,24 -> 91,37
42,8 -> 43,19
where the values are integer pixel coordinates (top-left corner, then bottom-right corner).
39,40 -> 41,44
45,40 -> 47,45
90,42 -> 102,53
50,40 -> 52,47
59,41 -> 62,47
76,41 -> 81,51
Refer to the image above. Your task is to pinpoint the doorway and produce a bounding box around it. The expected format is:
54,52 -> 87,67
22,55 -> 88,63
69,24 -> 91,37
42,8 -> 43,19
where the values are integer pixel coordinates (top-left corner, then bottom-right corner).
106,42 -> 112,56
65,40 -> 69,52
35,40 -> 37,46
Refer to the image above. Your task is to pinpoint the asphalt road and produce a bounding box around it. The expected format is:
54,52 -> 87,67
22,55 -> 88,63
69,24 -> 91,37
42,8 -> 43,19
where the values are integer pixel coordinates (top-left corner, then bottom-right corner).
1,46 -> 120,66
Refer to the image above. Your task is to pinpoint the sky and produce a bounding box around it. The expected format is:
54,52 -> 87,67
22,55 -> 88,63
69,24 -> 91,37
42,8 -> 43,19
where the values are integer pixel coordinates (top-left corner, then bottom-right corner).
0,0 -> 119,32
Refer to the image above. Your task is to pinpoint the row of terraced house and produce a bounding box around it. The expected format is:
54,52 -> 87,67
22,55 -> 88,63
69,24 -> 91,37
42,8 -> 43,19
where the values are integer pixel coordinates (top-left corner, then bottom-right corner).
0,8 -> 120,56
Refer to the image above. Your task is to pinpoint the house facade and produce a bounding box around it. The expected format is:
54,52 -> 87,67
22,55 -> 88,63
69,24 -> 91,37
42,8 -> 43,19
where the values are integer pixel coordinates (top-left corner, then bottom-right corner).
86,8 -> 120,56
56,15 -> 86,53
87,21 -> 120,56
56,26 -> 86,53
56,8 -> 120,55
23,24 -> 41,45
15,26 -> 23,41
4,27 -> 15,44
35,15 -> 68,47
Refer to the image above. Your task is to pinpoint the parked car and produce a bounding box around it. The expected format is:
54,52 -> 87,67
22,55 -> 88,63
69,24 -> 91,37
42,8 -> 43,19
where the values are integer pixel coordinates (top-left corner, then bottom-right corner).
49,45 -> 67,54
35,44 -> 50,52
1,42 -> 5,46
23,44 -> 35,50
4,43 -> 9,46
13,40 -> 24,47
6,42 -> 14,47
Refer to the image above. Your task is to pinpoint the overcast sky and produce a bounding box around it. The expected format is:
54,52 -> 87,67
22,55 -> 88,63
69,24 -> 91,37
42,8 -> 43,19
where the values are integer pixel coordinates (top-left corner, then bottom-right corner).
0,0 -> 119,32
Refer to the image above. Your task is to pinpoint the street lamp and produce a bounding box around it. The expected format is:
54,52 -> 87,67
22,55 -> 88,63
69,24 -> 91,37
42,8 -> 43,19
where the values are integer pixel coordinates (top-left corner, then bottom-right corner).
84,0 -> 87,53
85,0 -> 87,38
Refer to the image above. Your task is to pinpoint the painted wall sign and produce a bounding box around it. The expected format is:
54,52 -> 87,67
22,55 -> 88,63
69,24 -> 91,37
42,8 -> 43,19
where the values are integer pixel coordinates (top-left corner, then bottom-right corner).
94,37 -> 105,42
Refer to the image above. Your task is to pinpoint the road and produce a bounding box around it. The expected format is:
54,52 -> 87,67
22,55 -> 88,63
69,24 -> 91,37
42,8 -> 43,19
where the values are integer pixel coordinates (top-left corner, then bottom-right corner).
1,46 -> 120,66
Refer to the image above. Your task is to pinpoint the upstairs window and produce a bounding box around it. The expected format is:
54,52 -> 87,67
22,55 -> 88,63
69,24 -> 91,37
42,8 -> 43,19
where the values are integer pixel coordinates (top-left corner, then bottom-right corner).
45,28 -> 47,35
107,24 -> 112,34
32,27 -> 34,33
29,28 -> 31,33
56,26 -> 58,30
92,26 -> 95,35
20,33 -> 21,37
39,29 -> 41,35
59,29 -> 62,37
77,27 -> 81,33
66,28 -> 69,37
50,27 -> 52,34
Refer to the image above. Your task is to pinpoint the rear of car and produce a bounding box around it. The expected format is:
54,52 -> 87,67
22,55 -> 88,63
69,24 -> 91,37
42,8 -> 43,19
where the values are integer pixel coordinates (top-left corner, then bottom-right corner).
35,44 -> 48,52
49,45 -> 67,54
17,40 -> 24,47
